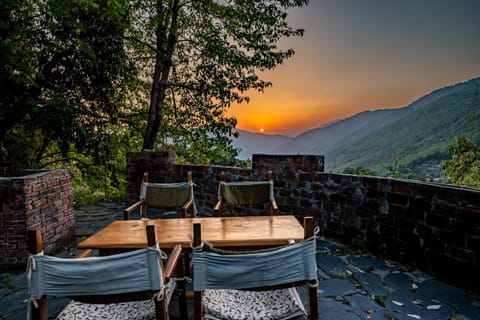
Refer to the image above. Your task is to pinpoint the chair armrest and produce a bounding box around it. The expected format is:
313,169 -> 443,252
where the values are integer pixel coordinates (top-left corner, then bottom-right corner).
270,198 -> 279,215
123,200 -> 145,220
164,244 -> 183,280
213,200 -> 224,217
75,249 -> 93,258
182,199 -> 195,218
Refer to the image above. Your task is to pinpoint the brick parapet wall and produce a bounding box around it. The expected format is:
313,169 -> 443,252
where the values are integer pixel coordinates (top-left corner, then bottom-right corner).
312,174 -> 480,286
126,152 -> 479,290
126,153 -> 325,216
0,169 -> 75,270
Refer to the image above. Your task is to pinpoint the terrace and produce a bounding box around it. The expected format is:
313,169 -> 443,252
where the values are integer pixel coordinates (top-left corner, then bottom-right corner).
1,152 -> 479,319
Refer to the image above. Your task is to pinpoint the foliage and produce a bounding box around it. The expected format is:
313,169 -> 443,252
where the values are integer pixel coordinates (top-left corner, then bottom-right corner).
1,0 -> 139,174
384,158 -> 406,178
127,0 -> 309,161
441,136 -> 480,189
340,166 -> 378,176
1,0 -> 308,203
0,274 -> 13,289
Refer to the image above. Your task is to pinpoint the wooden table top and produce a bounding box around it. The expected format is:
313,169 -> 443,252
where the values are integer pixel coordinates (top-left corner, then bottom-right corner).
77,215 -> 304,250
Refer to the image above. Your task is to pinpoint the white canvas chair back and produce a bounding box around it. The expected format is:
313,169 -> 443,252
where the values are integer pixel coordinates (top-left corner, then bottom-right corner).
193,238 -> 317,290
192,217 -> 319,320
26,226 -> 185,320
28,246 -> 164,300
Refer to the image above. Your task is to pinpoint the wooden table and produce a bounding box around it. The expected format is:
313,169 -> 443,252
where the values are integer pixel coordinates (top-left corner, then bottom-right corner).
77,216 -> 305,253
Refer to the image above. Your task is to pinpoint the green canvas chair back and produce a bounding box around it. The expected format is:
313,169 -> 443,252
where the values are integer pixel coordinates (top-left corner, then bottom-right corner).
214,170 -> 278,216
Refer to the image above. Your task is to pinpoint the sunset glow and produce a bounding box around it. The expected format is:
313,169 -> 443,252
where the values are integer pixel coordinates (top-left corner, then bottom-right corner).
227,0 -> 480,137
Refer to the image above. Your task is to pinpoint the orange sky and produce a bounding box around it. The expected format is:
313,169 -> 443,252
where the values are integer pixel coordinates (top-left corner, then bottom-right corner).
227,0 -> 480,136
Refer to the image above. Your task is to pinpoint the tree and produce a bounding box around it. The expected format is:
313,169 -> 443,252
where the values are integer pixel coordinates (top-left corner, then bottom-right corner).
340,166 -> 378,176
1,0 -> 308,203
0,0 -> 138,175
441,136 -> 480,189
129,0 -> 309,160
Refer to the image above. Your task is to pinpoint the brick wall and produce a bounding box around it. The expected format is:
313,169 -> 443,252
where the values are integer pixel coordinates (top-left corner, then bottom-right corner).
127,152 -> 480,290
0,169 -> 75,270
309,173 -> 480,289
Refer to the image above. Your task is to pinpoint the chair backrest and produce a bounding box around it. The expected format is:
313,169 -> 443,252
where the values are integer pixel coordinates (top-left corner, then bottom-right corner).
193,238 -> 316,291
27,225 -> 171,320
215,170 -> 277,216
192,216 -> 318,319
28,247 -> 163,299
219,181 -> 273,205
141,171 -> 194,208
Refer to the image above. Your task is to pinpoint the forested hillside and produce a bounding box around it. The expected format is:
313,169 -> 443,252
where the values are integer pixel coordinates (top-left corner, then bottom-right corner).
234,77 -> 480,181
273,108 -> 409,156
327,78 -> 480,174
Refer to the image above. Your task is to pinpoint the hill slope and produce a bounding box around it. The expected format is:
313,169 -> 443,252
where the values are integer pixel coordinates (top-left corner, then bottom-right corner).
232,77 -> 480,175
273,108 -> 409,156
328,78 -> 480,172
233,129 -> 292,160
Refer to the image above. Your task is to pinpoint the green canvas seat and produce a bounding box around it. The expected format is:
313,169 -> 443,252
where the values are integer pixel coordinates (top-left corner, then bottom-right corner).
214,170 -> 278,216
124,171 -> 197,219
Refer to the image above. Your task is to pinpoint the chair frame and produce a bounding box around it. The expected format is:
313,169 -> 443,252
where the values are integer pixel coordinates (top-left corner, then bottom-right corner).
124,171 -> 196,220
192,216 -> 318,320
214,170 -> 279,216
27,226 -> 187,320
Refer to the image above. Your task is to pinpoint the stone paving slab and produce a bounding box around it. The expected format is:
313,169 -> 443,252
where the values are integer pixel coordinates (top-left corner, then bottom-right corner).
353,271 -> 390,297
318,299 -> 363,320
348,255 -> 389,271
346,293 -> 390,320
383,272 -> 415,292
2,202 -> 480,320
317,255 -> 350,277
320,278 -> 358,297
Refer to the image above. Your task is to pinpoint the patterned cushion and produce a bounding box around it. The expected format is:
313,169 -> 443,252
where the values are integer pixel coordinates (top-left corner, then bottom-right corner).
56,299 -> 156,320
202,288 -> 306,320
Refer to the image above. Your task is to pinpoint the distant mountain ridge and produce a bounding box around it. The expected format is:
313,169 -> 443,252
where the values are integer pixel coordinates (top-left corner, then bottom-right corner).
233,129 -> 291,160
233,77 -> 480,174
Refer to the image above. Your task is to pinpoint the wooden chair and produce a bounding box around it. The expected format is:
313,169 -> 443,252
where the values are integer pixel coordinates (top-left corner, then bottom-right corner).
214,170 -> 278,216
192,217 -> 318,320
124,171 -> 196,220
27,225 -> 187,320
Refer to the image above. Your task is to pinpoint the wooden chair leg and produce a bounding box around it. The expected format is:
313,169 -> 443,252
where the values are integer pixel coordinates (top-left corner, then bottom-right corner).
31,295 -> 48,320
155,298 -> 168,320
176,253 -> 188,319
309,286 -> 318,320
193,223 -> 203,320
193,291 -> 202,320
28,230 -> 48,320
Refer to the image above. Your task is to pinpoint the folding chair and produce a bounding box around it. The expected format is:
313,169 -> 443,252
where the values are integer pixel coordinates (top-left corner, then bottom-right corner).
124,171 -> 197,220
192,217 -> 319,320
27,225 -> 187,320
214,170 -> 278,216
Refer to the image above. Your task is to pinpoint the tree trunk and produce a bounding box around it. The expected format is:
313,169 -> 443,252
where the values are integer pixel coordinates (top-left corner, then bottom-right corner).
143,0 -> 180,150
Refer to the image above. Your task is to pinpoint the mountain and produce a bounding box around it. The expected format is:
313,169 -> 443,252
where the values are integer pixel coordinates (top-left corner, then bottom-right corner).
272,107 -> 409,156
327,77 -> 480,172
233,77 -> 480,175
232,129 -> 292,160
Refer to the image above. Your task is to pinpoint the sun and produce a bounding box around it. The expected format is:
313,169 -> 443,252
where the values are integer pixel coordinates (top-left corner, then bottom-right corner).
259,128 -> 264,133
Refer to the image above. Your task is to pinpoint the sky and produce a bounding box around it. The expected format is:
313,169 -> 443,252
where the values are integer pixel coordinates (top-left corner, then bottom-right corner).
227,0 -> 480,136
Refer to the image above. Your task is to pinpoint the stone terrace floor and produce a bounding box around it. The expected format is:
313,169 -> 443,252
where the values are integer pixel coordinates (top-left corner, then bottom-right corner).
1,201 -> 479,320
